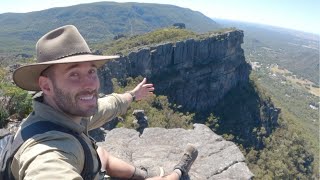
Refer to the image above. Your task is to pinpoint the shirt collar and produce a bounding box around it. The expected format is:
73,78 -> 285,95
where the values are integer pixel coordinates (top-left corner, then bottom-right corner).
32,96 -> 86,134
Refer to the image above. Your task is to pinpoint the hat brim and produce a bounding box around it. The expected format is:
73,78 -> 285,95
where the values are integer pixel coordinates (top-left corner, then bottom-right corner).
13,54 -> 119,91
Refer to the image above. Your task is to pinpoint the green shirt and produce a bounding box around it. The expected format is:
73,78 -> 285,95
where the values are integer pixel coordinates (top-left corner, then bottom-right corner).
11,93 -> 130,180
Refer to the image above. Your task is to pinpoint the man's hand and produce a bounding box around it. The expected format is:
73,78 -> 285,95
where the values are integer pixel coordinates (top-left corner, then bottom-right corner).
130,78 -> 154,101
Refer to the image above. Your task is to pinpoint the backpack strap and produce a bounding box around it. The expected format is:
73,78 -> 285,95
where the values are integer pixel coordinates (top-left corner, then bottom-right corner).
8,121 -> 100,180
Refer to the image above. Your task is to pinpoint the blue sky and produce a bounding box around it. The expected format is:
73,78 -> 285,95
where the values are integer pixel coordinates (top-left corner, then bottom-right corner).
0,0 -> 319,34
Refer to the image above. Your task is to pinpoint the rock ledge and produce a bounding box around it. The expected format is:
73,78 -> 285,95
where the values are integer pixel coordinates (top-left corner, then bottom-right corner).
95,124 -> 254,179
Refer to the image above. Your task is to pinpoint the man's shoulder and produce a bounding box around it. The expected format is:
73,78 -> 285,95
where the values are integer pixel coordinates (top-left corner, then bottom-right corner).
20,130 -> 84,156
16,119 -> 84,159
11,130 -> 85,179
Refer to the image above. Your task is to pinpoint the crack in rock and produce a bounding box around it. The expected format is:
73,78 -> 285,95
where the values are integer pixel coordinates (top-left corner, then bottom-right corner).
211,160 -> 242,177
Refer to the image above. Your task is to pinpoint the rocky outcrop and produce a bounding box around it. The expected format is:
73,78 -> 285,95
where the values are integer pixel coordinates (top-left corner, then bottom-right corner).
93,124 -> 254,179
99,30 -> 250,112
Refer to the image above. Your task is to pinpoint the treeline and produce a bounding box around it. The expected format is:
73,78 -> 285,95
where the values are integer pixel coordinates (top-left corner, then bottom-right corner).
95,27 -> 235,56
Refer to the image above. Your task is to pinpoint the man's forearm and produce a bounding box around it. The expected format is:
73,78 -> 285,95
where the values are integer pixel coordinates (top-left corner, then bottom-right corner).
117,92 -> 134,104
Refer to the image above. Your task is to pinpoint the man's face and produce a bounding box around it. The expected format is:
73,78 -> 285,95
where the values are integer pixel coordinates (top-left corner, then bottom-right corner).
47,62 -> 100,117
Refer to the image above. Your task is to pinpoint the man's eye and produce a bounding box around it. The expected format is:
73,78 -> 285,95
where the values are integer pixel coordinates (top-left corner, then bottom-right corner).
70,72 -> 79,77
89,69 -> 96,74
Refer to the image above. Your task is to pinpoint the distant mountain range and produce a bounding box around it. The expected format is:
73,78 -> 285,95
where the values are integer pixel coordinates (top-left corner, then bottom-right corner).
0,1 -> 219,55
0,2 -> 317,86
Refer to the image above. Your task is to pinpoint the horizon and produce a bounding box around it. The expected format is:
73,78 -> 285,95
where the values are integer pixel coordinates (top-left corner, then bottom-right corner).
0,0 -> 319,35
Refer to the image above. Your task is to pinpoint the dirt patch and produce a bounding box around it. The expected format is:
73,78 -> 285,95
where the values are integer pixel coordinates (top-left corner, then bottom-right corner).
271,65 -> 320,97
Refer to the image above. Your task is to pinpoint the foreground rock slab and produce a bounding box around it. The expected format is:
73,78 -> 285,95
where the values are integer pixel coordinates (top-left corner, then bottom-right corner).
95,124 -> 254,179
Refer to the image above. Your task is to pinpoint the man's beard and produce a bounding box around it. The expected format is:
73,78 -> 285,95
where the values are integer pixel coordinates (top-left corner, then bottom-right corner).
52,85 -> 98,117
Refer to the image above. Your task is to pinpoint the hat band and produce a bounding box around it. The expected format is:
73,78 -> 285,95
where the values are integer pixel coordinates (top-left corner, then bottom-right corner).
39,52 -> 93,76
56,51 -> 92,60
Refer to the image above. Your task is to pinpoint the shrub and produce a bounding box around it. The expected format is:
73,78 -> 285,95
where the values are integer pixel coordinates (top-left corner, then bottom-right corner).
111,77 -> 193,129
0,83 -> 32,127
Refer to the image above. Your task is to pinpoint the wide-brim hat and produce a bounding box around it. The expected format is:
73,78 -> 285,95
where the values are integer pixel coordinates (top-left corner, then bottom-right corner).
13,25 -> 119,91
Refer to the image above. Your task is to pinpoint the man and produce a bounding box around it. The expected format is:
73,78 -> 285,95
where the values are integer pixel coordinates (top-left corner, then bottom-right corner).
11,25 -> 197,180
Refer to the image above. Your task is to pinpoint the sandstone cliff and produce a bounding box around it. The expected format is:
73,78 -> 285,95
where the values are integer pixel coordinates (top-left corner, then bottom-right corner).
99,29 -> 279,147
99,30 -> 250,112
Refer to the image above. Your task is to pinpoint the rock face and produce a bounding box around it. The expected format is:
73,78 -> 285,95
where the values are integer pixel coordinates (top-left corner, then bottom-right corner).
99,30 -> 250,112
94,124 -> 254,179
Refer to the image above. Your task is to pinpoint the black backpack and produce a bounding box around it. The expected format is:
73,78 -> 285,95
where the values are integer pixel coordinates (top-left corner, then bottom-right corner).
0,121 -> 101,180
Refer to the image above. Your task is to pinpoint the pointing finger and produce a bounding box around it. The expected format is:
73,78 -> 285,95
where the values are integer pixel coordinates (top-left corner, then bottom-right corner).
139,78 -> 147,86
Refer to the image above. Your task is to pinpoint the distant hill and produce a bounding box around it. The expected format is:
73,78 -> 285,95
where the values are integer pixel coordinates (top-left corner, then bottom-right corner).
0,1 -> 219,58
215,19 -> 319,85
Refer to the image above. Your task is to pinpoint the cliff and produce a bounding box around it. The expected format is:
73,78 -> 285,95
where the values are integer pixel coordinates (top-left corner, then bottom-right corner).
99,29 -> 279,146
99,30 -> 250,112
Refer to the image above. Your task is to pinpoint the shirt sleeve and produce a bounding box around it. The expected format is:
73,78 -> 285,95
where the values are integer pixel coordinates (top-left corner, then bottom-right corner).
12,132 -> 85,180
88,93 -> 130,131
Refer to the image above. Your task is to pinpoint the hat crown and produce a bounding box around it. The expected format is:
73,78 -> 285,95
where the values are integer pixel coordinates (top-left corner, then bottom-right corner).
36,25 -> 91,63
13,25 -> 118,91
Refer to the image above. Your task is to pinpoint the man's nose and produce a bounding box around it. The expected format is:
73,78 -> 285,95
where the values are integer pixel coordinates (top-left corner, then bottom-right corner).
82,75 -> 98,89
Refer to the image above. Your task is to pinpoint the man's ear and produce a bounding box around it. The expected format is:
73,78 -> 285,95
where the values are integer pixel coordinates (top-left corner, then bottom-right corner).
38,76 -> 53,95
